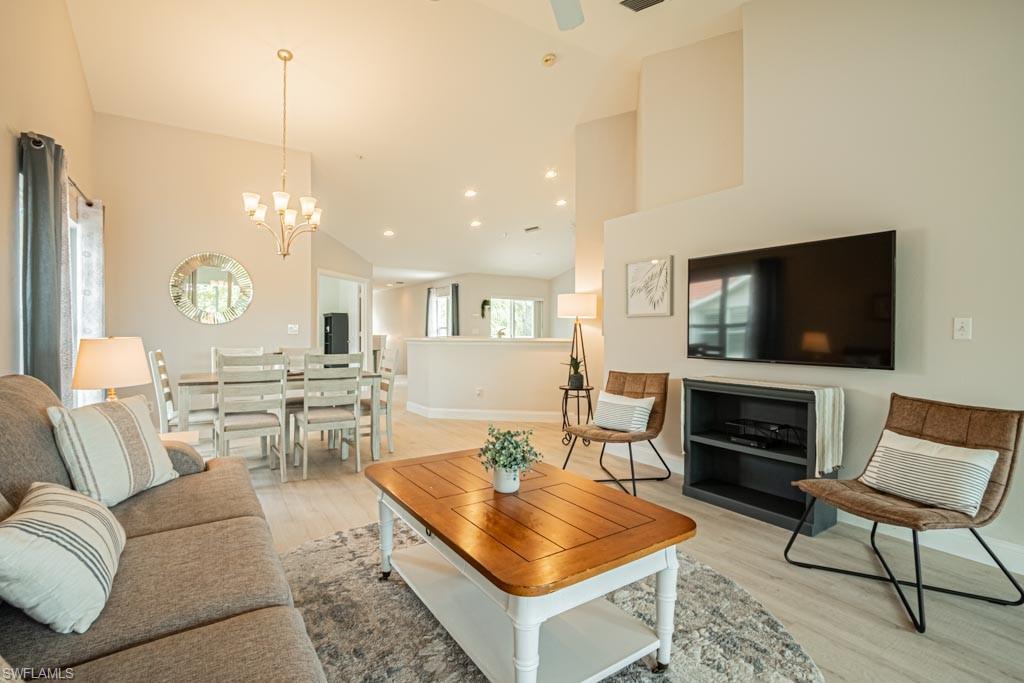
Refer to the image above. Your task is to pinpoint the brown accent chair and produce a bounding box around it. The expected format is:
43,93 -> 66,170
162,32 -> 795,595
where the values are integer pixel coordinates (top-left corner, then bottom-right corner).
785,393 -> 1024,633
562,371 -> 672,496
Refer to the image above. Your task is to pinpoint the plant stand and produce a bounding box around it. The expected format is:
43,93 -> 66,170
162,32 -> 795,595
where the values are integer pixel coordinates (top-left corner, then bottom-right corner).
559,385 -> 594,446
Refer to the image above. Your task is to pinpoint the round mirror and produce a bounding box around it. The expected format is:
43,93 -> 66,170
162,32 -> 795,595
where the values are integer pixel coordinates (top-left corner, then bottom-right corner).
168,252 -> 253,325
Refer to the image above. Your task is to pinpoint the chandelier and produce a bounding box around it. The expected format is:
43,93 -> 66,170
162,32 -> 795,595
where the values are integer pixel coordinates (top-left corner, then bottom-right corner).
241,49 -> 321,258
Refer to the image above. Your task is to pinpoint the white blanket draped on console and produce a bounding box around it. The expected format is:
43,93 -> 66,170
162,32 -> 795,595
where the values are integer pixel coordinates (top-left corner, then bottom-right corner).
692,376 -> 845,475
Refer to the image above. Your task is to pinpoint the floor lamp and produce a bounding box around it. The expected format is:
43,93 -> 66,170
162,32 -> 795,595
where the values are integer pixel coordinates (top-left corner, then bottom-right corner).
557,293 -> 598,386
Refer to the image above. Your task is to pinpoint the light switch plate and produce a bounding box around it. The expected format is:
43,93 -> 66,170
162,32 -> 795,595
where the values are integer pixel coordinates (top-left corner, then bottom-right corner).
287,324 -> 299,335
953,317 -> 972,340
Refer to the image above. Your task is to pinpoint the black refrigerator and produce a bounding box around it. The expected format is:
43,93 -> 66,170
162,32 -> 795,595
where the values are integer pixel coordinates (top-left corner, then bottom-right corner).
323,313 -> 349,354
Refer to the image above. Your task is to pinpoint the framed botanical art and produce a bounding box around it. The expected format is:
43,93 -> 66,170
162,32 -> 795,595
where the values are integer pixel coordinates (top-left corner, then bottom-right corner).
626,256 -> 673,317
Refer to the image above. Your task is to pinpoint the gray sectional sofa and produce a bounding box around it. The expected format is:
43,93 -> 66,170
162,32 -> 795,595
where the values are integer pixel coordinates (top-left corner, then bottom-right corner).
0,375 -> 326,682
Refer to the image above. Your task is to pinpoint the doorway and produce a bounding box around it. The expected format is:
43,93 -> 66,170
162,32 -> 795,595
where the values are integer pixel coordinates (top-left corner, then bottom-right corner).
316,271 -> 368,362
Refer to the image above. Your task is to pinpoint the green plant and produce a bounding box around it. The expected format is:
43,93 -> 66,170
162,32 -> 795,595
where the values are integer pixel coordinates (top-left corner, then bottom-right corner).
478,425 -> 541,474
564,356 -> 583,375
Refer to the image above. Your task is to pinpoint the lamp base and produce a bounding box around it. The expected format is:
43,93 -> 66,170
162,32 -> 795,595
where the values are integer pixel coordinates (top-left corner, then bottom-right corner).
105,388 -> 119,401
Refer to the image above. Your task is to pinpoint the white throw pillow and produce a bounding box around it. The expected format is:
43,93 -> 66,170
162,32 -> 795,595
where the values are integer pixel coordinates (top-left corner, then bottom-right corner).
0,482 -> 126,634
860,430 -> 998,516
47,395 -> 178,507
593,392 -> 656,432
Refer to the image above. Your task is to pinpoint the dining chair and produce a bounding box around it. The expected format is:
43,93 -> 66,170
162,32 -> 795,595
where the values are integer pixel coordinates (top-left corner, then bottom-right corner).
280,346 -> 318,465
209,346 -> 264,372
361,347 -> 396,453
292,352 -> 362,479
214,352 -> 287,479
148,349 -> 217,441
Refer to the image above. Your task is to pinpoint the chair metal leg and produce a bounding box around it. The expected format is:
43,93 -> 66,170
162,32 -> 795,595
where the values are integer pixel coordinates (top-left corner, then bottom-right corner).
595,440 -> 672,496
561,436 -> 578,470
784,497 -> 1024,633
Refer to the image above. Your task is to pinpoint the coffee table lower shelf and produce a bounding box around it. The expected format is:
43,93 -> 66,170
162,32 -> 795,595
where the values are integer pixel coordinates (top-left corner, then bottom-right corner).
391,543 -> 660,683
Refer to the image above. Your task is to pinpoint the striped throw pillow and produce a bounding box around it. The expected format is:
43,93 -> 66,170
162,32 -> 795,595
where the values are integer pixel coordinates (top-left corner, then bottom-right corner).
593,392 -> 656,432
860,430 -> 998,516
0,483 -> 126,633
47,395 -> 179,507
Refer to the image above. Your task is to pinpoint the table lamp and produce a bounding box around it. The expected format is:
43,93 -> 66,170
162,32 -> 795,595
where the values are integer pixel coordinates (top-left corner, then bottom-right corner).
557,293 -> 598,387
72,337 -> 151,401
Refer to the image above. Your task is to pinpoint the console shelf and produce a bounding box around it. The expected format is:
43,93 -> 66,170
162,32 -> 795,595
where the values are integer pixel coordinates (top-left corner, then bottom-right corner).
683,379 -> 837,536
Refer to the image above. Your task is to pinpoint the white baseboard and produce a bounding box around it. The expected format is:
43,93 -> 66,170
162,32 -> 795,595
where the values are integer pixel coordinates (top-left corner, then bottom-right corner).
406,401 -> 561,423
838,512 -> 1024,575
602,442 -> 685,476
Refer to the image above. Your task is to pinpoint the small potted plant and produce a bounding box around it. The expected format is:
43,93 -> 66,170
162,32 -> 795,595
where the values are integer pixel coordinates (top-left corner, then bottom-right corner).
565,356 -> 585,389
478,425 -> 542,493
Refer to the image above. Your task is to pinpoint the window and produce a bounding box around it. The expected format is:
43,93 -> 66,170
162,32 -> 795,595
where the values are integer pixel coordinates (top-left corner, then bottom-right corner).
489,298 -> 542,338
688,274 -> 751,357
427,286 -> 452,337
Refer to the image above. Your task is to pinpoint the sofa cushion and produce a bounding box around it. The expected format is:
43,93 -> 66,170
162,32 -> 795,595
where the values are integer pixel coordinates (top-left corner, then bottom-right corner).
0,516 -> 292,669
0,375 -> 72,507
70,606 -> 325,683
111,457 -> 263,538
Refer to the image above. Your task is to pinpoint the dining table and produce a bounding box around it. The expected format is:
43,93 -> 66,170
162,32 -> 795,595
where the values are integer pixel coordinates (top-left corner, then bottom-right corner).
176,370 -> 383,463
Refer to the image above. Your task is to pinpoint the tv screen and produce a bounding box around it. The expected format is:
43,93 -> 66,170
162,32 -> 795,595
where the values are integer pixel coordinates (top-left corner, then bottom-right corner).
687,230 -> 895,369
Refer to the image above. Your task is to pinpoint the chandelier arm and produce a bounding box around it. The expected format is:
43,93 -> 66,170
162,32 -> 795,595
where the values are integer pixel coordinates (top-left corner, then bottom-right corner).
254,221 -> 286,253
283,224 -> 316,250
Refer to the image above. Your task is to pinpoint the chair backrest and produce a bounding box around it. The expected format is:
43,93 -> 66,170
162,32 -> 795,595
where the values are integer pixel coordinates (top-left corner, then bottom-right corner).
379,347 -> 397,404
280,346 -> 318,372
210,346 -> 264,371
871,393 -> 1023,524
216,353 -> 286,421
148,349 -> 174,431
604,371 -> 670,436
302,353 -> 361,413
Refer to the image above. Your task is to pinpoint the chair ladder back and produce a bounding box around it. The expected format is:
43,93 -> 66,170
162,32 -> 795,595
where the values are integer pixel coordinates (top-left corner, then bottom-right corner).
148,349 -> 175,432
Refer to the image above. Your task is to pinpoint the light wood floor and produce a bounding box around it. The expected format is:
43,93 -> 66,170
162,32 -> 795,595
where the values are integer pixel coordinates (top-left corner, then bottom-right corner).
227,386 -> 1024,682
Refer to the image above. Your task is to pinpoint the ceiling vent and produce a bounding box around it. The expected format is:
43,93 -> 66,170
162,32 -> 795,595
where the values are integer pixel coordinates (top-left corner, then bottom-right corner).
620,0 -> 664,11
524,226 -> 541,233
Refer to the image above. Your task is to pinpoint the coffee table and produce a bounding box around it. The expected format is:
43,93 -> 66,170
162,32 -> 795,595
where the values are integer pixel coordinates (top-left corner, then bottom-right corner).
365,451 -> 697,683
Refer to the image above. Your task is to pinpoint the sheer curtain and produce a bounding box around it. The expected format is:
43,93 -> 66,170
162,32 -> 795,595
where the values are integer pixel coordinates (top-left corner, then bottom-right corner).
71,197 -> 105,406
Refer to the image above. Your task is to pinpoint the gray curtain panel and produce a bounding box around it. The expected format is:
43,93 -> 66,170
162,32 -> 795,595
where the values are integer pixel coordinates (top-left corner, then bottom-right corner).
425,287 -> 434,336
19,133 -> 72,402
449,283 -> 460,336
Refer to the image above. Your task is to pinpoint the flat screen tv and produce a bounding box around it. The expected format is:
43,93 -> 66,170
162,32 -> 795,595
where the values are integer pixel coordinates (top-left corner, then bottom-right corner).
687,230 -> 895,370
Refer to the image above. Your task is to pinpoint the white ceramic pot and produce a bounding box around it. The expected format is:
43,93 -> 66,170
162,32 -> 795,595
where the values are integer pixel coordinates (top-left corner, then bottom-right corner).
492,467 -> 520,493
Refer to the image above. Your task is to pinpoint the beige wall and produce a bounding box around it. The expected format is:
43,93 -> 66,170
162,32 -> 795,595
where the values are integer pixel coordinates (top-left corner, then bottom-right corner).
547,267 -> 575,339
373,271 -> 568,374
637,31 -> 743,211
574,111 -> 637,388
0,0 -> 95,375
603,0 -> 1024,548
96,113 -> 314,392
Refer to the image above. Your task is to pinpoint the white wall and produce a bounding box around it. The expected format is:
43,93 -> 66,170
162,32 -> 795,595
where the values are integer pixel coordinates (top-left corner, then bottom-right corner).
0,0 -> 95,375
316,274 -> 361,352
97,113 -> 313,390
547,267 -> 575,339
603,0 -> 1024,548
309,229 -> 372,358
373,272 -> 562,374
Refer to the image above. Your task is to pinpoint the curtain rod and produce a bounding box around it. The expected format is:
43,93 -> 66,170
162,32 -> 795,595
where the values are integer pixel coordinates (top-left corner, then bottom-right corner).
68,177 -> 94,207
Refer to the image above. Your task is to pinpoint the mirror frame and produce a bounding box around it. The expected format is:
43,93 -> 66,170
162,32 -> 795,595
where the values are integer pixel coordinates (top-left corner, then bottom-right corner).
168,252 -> 254,324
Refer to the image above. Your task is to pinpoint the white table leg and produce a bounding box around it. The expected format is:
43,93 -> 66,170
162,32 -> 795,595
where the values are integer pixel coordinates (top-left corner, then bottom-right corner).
371,377 -> 381,461
179,385 -> 191,432
654,547 -> 679,671
512,620 -> 542,683
378,494 -> 394,580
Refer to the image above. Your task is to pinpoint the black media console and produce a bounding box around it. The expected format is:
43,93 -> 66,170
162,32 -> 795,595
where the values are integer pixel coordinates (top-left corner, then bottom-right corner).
683,378 -> 837,536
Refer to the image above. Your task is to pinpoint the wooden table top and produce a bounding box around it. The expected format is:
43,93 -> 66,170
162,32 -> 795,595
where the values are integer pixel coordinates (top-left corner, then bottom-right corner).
365,450 -> 697,596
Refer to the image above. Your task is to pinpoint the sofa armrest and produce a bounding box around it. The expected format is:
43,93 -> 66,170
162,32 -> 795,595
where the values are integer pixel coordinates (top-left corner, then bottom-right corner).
162,441 -> 206,475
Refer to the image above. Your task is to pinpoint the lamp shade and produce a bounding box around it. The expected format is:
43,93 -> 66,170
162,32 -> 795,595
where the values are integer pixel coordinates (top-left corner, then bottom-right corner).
72,337 -> 151,390
557,293 -> 597,320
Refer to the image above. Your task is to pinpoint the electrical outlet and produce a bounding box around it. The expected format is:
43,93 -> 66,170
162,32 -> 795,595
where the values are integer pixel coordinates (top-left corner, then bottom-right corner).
953,317 -> 972,340
287,323 -> 299,335
475,387 -> 483,397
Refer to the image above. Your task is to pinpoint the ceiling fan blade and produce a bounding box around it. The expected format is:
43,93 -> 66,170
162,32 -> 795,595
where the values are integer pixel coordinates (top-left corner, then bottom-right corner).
549,0 -> 584,31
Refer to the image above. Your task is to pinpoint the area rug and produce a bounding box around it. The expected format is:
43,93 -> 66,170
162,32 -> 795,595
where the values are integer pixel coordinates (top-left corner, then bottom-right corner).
282,522 -> 823,683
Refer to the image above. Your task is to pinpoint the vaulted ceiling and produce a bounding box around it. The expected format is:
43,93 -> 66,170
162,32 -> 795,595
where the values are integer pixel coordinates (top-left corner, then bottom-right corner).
66,0 -> 742,284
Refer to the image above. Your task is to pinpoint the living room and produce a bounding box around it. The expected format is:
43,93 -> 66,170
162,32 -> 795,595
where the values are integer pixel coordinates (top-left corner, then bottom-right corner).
2,0 -> 1023,681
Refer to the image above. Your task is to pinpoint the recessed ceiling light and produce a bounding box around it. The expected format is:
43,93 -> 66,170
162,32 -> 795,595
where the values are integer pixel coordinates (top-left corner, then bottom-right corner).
542,53 -> 557,67
651,259 -> 659,264
545,168 -> 558,179
555,198 -> 567,207
383,229 -> 395,237
464,188 -> 477,198
386,283 -> 394,287
470,220 -> 482,228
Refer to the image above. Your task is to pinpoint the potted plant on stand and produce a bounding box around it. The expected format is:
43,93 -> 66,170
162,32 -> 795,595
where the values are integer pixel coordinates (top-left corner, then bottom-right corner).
478,425 -> 541,494
565,356 -> 585,389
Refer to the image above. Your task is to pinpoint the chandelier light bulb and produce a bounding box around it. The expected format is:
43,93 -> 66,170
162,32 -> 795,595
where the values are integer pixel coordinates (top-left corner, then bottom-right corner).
273,191 -> 290,213
242,192 -> 260,213
299,196 -> 317,217
253,204 -> 268,222
284,209 -> 298,228
310,207 -> 322,227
